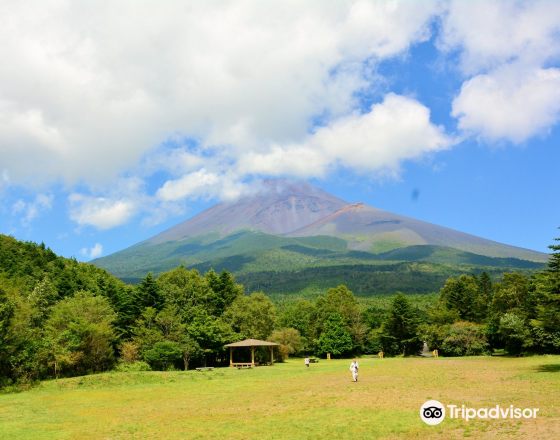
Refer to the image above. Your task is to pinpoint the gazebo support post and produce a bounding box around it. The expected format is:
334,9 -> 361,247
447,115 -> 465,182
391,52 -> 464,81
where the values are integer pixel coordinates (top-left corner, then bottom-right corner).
251,346 -> 255,365
269,346 -> 274,365
229,347 -> 236,366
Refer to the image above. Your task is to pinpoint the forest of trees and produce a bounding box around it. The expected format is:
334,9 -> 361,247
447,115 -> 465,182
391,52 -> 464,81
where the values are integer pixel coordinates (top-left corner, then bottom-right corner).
0,230 -> 559,390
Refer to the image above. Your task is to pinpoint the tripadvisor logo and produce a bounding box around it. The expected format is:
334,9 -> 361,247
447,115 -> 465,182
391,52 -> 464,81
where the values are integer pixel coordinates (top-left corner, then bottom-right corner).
420,400 -> 540,425
420,400 -> 445,425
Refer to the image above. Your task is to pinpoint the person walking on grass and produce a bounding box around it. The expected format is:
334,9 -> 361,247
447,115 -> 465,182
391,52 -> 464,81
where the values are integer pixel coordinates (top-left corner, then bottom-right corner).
350,358 -> 359,382
305,356 -> 310,370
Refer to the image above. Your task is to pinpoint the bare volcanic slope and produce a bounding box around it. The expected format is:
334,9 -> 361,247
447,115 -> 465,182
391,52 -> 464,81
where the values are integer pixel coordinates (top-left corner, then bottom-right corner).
287,202 -> 548,261
145,179 -> 349,244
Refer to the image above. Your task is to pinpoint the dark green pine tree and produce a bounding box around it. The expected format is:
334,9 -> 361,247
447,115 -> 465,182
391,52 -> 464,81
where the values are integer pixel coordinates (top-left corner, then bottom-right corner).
0,286 -> 16,377
205,269 -> 224,314
478,271 -> 493,296
136,272 -> 164,311
383,292 -> 422,356
56,269 -> 76,298
535,229 -> 560,333
315,313 -> 353,357
218,269 -> 243,313
443,276 -> 477,321
547,229 -> 560,274
476,271 -> 493,321
106,280 -> 138,337
205,269 -> 221,293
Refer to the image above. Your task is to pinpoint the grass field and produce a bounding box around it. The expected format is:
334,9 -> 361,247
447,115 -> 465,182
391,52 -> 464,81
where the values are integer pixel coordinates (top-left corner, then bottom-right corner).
1,356 -> 559,439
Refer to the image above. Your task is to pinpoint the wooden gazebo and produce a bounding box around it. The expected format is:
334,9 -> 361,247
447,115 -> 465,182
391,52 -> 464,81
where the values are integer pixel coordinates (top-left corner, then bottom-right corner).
224,339 -> 280,367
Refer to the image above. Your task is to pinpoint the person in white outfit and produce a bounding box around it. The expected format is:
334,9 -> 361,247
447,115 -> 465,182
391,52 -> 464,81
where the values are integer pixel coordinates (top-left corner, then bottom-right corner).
350,359 -> 359,382
305,357 -> 310,370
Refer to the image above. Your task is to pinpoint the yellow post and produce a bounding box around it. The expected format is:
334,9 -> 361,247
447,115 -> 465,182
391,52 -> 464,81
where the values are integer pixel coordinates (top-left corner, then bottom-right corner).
251,346 -> 255,365
327,353 -> 331,360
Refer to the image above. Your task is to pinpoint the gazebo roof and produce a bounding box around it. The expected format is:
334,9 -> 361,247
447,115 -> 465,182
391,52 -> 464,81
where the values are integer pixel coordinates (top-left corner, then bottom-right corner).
224,338 -> 280,347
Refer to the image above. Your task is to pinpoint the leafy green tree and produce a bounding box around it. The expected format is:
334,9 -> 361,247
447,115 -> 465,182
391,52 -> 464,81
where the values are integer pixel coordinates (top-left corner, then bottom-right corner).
315,285 -> 366,352
315,313 -> 353,357
180,337 -> 202,370
143,341 -> 182,371
0,285 -> 17,382
499,312 -> 531,355
42,291 -> 117,377
0,286 -> 15,344
440,322 -> 489,356
492,273 -> 530,314
224,292 -> 277,340
131,307 -> 163,355
382,292 -> 422,356
268,328 -> 303,360
278,300 -> 316,346
315,285 -> 359,329
158,266 -> 218,316
27,277 -> 59,326
426,301 -> 460,325
187,311 -> 225,354
419,300 -> 461,352
132,305 -> 204,370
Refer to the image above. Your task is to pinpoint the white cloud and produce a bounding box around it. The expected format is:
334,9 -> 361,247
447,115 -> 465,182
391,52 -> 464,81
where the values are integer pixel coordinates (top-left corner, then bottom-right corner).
5,0 -> 558,231
440,0 -> 560,142
12,199 -> 25,215
439,0 -> 560,75
81,93 -> 451,223
69,194 -> 136,230
240,94 -> 453,179
89,243 -> 103,258
452,66 -> 560,143
11,193 -> 54,225
80,243 -> 103,259
156,169 -> 222,202
0,0 -> 439,189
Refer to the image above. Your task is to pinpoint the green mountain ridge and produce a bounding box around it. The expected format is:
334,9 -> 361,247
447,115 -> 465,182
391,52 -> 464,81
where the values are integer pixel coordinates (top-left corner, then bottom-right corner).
92,180 -> 548,295
97,231 -> 545,299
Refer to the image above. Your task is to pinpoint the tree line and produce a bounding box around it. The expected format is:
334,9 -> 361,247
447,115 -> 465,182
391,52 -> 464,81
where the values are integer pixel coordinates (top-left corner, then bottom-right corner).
0,230 -> 558,390
368,229 -> 560,357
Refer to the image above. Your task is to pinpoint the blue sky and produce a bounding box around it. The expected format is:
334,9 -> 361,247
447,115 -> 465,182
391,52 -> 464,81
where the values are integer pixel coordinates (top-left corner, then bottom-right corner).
1,0 -> 559,261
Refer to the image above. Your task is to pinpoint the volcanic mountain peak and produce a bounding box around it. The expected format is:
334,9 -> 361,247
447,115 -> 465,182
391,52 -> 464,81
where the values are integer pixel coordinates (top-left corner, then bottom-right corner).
145,179 -> 349,244
93,179 -> 549,282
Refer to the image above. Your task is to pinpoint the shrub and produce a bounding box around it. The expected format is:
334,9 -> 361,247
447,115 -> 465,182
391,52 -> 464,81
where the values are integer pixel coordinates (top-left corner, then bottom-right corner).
119,341 -> 140,364
440,322 -> 489,356
114,361 -> 152,372
143,341 -> 182,371
268,328 -> 303,361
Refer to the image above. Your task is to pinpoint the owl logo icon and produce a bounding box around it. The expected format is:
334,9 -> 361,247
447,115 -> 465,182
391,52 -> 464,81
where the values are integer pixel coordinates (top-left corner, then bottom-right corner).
420,400 -> 446,425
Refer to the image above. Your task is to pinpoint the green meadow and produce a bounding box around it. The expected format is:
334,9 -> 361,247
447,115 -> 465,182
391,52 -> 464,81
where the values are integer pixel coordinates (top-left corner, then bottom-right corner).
1,356 -> 559,440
